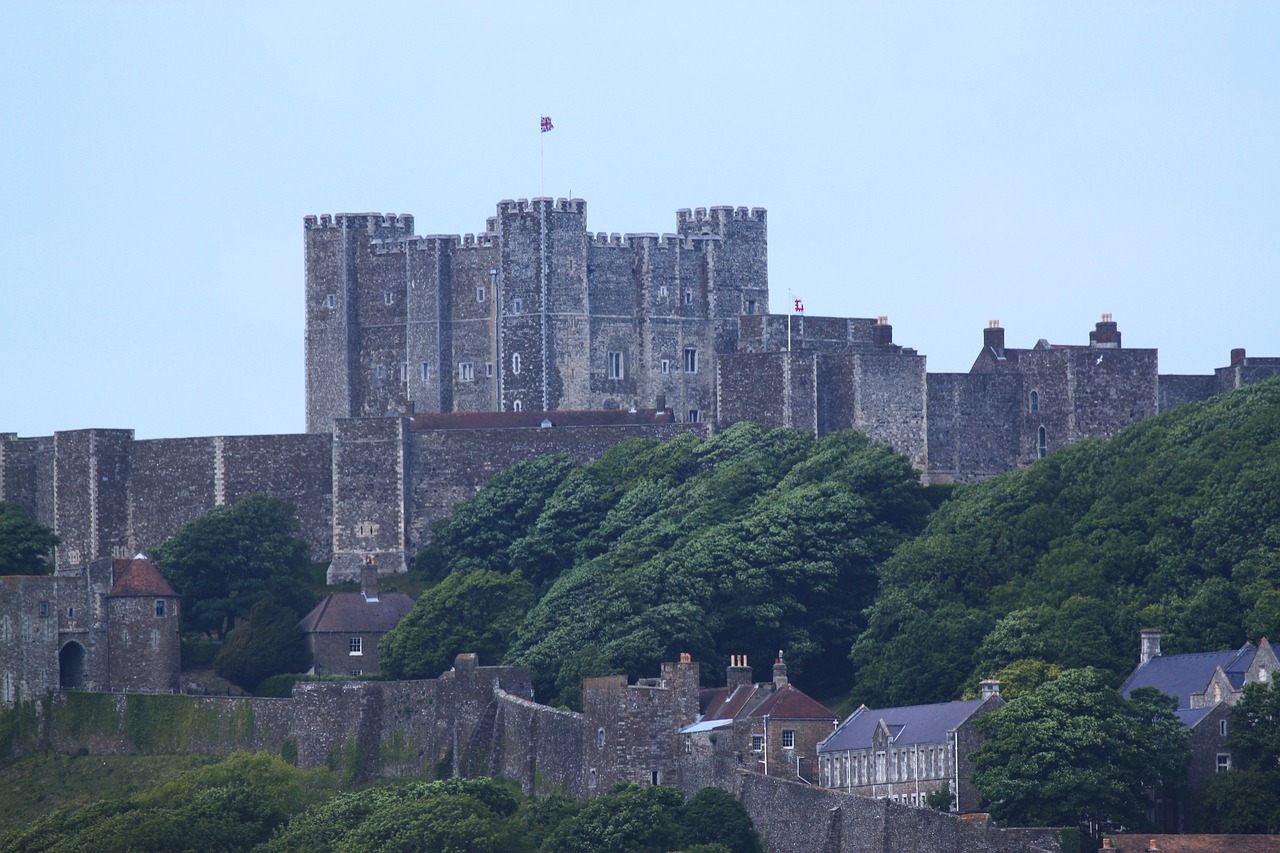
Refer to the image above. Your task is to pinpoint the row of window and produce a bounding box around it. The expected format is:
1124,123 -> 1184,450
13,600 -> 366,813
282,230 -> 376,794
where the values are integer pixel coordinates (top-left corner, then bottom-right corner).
374,349 -> 701,385
749,730 -> 796,752
35,601 -> 167,619
821,746 -> 950,788
327,291 -> 760,315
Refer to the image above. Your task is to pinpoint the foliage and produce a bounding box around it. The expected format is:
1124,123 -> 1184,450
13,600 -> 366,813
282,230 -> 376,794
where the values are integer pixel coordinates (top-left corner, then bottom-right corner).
851,378 -> 1280,707
678,786 -> 761,853
925,781 -> 955,812
0,501 -> 58,575
1225,681 -> 1280,772
1191,681 -> 1280,832
380,569 -> 535,680
153,495 -> 316,639
971,668 -> 1189,838
541,783 -> 685,853
214,599 -> 311,692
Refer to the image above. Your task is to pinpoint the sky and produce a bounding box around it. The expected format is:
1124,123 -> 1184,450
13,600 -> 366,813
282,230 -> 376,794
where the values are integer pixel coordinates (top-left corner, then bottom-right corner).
2,2 -> 1277,440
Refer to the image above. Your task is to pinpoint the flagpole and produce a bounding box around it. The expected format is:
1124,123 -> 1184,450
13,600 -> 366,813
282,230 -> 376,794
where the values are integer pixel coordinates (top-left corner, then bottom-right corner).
540,120 -> 545,197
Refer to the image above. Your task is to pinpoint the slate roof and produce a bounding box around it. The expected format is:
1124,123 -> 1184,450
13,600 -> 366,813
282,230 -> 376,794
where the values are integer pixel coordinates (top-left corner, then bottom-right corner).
818,698 -> 991,754
298,590 -> 415,635
1119,644 -> 1256,708
109,557 -> 177,598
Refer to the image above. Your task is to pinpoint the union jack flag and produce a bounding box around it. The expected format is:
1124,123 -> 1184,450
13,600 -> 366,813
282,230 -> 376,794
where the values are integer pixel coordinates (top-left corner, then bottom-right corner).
540,116 -> 553,133
794,297 -> 804,313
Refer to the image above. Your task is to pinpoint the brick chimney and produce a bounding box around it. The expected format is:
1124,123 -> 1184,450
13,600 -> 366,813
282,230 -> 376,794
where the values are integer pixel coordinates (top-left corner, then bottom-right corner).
979,679 -> 1002,701
361,556 -> 379,601
984,321 -> 1005,358
773,651 -> 789,688
873,316 -> 893,346
1140,629 -> 1161,666
1231,348 -> 1247,366
726,654 -> 752,693
1089,313 -> 1121,348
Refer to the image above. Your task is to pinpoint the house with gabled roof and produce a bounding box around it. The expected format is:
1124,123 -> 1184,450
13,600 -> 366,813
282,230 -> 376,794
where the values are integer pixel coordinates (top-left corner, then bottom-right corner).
1118,629 -> 1278,830
816,680 -> 1004,812
679,652 -> 837,784
298,561 -> 414,677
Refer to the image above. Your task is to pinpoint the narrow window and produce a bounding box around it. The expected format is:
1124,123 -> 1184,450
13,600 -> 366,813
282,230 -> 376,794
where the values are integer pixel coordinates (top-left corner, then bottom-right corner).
782,729 -> 795,750
326,294 -> 336,309
651,770 -> 660,785
398,362 -> 408,382
376,364 -> 387,380
746,299 -> 756,315
660,359 -> 670,374
688,409 -> 700,423
1216,753 -> 1231,773
607,351 -> 623,380
659,285 -> 668,298
384,291 -> 394,306
512,353 -> 521,374
589,769 -> 598,788
477,286 -> 486,303
1029,390 -> 1039,412
1220,719 -> 1228,737
458,362 -> 474,382
1038,426 -> 1048,458
684,348 -> 698,373
597,728 -> 605,748
68,607 -> 74,619
486,362 -> 494,378
683,290 -> 693,305
155,600 -> 165,618
421,363 -> 431,383
39,602 -> 49,618
512,297 -> 522,314
349,637 -> 363,656
751,735 -> 764,753
513,400 -> 523,412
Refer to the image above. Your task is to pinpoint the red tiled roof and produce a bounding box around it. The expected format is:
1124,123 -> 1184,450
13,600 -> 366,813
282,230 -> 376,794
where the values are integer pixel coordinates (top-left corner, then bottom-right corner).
701,683 -> 835,723
298,591 -> 415,634
749,684 -> 837,720
409,407 -> 675,431
110,557 -> 177,597
1109,835 -> 1280,853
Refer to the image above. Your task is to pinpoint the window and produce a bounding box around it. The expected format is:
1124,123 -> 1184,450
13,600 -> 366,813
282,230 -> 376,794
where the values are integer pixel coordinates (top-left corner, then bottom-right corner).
1216,753 -> 1232,773
67,607 -> 74,619
383,291 -> 394,306
39,602 -> 49,618
458,362 -> 474,382
659,285 -> 668,298
1038,426 -> 1048,458
421,362 -> 431,383
683,290 -> 693,305
477,286 -> 486,303
349,669 -> 363,676
1220,719 -> 1228,737
1029,390 -> 1039,412
326,294 -> 336,309
399,362 -> 408,382
589,769 -> 598,788
751,735 -> 764,753
376,364 -> 387,380
349,637 -> 363,656
513,400 -> 523,412
607,351 -> 623,380
597,728 -> 605,748
155,600 -> 165,618
512,298 -> 522,314
660,359 -> 670,374
746,299 -> 756,315
684,348 -> 698,373
512,353 -> 521,374
650,770 -> 660,785
688,409 -> 700,423
486,362 -> 494,378
782,729 -> 795,750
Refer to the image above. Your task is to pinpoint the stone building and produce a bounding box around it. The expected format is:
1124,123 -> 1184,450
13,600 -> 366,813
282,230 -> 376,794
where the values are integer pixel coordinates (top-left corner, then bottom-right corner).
1118,629 -> 1279,831
816,681 -> 1005,812
298,562 -> 414,677
680,653 -> 837,785
0,556 -> 180,704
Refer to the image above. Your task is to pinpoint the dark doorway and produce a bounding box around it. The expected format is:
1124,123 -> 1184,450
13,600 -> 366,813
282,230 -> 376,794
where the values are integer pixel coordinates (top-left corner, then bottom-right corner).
59,641 -> 86,689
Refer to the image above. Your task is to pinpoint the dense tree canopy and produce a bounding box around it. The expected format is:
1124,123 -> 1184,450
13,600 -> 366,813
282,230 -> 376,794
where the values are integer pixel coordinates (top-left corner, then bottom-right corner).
153,496 -> 316,639
971,668 -> 1189,838
0,502 -> 58,576
214,599 -> 312,692
1192,681 -> 1280,833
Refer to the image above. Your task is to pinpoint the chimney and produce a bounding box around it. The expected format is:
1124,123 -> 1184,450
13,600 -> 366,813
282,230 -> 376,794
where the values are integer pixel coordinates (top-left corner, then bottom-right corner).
1089,313 -> 1121,348
1231,347 -> 1246,366
361,555 -> 379,601
1140,629 -> 1161,666
979,679 -> 1002,701
872,316 -> 893,346
726,654 -> 753,693
984,321 -> 1005,358
773,650 -> 789,689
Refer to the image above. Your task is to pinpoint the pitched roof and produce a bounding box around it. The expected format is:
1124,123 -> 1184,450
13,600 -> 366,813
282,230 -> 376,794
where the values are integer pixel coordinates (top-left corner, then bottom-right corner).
298,590 -> 415,634
749,684 -> 837,720
110,557 -> 177,597
1119,644 -> 1256,708
1109,835 -> 1280,853
818,698 -> 992,754
699,683 -> 835,723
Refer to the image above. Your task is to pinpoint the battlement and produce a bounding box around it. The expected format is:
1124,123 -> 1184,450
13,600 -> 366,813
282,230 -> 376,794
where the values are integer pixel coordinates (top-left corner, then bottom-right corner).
676,206 -> 767,230
494,197 -> 587,216
590,232 -> 626,247
304,212 -> 415,233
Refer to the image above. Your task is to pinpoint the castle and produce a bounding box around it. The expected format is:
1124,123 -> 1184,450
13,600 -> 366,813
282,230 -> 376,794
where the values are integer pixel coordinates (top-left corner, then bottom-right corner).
3,197 -> 1278,585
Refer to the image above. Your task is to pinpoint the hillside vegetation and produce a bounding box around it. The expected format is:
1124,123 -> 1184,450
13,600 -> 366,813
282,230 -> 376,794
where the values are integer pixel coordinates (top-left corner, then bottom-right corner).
384,377 -> 1280,711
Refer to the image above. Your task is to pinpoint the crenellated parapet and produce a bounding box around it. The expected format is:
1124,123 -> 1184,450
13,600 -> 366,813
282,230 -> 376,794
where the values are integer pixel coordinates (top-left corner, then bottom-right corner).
304,212 -> 415,234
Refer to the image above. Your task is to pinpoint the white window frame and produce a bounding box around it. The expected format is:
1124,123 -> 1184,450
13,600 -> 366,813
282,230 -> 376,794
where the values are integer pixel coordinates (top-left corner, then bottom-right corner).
513,400 -> 523,412
683,289 -> 693,305
512,297 -> 522,314
326,294 -> 336,309
349,637 -> 363,656
384,291 -> 394,306
660,359 -> 670,374
607,351 -> 623,380
512,353 -> 521,374
688,409 -> 699,423
1216,753 -> 1231,773
458,362 -> 474,382
684,348 -> 698,374
782,729 -> 795,750
750,734 -> 764,753
477,286 -> 486,303
155,600 -> 165,618
421,362 -> 431,383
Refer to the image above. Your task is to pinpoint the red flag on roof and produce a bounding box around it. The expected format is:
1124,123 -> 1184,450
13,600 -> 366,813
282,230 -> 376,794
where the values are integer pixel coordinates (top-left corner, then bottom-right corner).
540,115 -> 553,133
794,297 -> 804,313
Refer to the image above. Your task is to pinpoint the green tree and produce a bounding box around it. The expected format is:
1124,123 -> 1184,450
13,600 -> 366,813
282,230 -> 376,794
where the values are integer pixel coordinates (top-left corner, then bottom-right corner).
925,781 -> 955,812
379,569 -> 535,680
542,783 -> 684,853
971,668 -> 1188,839
0,502 -> 58,575
679,787 -> 762,853
214,599 -> 312,692
152,495 -> 315,639
1192,681 -> 1280,833
1225,680 -> 1280,771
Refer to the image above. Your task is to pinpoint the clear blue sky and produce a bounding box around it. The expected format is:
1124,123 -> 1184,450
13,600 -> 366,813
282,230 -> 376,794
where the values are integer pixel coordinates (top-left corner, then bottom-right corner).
3,2 -> 1276,439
